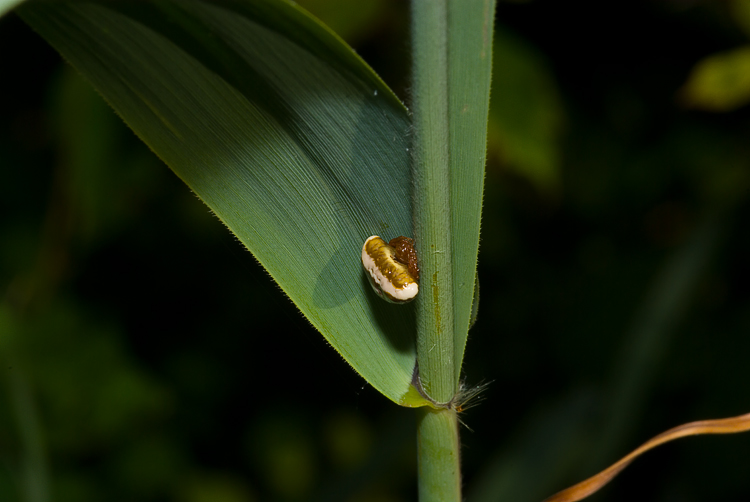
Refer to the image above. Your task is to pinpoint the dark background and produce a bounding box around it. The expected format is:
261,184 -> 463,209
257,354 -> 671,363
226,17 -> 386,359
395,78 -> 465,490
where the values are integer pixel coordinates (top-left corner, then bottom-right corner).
2,1 -> 750,501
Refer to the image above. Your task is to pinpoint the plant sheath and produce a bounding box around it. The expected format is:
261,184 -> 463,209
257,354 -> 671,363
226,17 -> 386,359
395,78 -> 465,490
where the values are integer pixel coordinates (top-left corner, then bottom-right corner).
411,0 -> 460,500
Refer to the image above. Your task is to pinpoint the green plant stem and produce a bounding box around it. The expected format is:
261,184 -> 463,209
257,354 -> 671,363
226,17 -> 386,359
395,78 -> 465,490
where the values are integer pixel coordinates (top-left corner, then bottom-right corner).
411,0 -> 456,406
417,408 -> 462,502
411,1 -> 461,499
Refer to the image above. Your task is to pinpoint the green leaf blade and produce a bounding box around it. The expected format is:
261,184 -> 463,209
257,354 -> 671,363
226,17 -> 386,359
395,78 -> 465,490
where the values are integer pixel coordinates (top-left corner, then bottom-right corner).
447,0 -> 495,382
19,0 -> 428,406
0,0 -> 24,18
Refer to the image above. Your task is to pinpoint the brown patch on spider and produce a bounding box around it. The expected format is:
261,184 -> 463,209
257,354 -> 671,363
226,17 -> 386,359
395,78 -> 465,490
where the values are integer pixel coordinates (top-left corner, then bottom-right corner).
389,236 -> 420,281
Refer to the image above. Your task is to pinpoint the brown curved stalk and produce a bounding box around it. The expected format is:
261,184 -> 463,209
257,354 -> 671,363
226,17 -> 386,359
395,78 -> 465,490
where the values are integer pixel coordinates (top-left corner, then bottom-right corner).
544,411 -> 750,502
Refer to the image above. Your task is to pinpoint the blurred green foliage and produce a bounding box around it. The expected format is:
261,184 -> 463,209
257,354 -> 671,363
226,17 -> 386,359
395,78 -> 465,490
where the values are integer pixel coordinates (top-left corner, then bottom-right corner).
681,46 -> 750,111
679,0 -> 750,111
2,1 -> 750,502
489,26 -> 564,192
